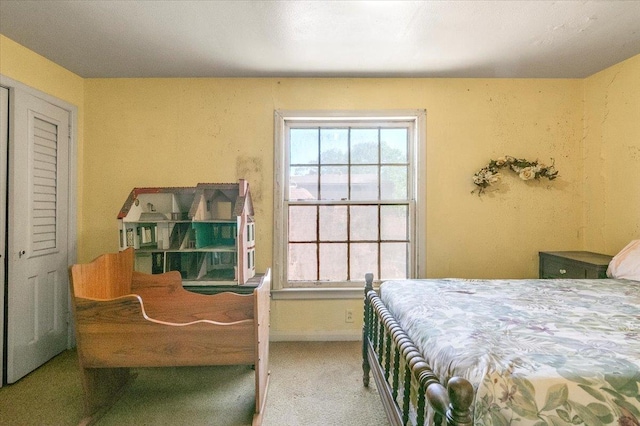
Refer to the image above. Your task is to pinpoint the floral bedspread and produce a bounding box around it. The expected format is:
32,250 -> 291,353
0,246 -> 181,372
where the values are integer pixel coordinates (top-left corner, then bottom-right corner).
379,278 -> 640,426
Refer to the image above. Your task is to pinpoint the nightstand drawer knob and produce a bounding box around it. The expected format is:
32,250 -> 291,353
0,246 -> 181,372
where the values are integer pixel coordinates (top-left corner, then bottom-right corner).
559,269 -> 567,275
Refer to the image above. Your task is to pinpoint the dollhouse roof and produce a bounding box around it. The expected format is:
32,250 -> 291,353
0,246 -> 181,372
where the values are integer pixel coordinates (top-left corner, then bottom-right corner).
117,186 -> 196,219
117,181 -> 253,219
233,194 -> 253,219
189,182 -> 254,219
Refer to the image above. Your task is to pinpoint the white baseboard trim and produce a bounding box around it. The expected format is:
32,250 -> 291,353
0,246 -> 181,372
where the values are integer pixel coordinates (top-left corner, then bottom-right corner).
270,330 -> 362,342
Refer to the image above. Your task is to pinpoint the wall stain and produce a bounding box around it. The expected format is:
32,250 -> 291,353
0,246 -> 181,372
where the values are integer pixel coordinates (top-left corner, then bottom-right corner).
236,156 -> 264,209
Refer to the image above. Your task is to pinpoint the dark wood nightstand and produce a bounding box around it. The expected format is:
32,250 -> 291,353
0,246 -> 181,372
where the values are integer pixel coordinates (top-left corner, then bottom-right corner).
184,272 -> 266,295
539,251 -> 613,279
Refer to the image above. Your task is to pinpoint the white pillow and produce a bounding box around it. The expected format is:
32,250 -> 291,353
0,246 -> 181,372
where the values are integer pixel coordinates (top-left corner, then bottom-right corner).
607,239 -> 640,280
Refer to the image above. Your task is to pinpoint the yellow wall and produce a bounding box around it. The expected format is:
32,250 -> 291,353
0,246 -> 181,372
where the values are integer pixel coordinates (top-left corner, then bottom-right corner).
83,77 -> 585,338
0,35 -> 84,105
84,78 -> 584,275
0,35 -> 85,256
4,32 -> 638,340
583,54 -> 640,254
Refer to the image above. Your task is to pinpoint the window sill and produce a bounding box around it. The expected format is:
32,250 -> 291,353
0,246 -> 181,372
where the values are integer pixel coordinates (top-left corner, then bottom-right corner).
271,287 -> 368,300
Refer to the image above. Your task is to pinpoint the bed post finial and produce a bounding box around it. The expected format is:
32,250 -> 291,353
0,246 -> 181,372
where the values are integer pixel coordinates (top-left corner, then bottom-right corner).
365,273 -> 374,292
446,377 -> 474,426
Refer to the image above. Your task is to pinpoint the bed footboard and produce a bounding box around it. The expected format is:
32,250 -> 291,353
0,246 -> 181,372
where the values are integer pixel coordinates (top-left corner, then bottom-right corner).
362,274 -> 474,426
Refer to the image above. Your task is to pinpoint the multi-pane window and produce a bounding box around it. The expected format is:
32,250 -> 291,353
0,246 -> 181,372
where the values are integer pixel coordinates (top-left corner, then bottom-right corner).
274,111 -> 424,288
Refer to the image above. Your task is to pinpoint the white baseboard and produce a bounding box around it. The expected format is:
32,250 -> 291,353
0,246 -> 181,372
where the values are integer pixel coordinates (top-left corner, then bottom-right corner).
270,330 -> 362,342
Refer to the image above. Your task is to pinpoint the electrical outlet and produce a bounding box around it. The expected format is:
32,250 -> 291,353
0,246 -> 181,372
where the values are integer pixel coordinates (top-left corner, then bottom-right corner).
345,309 -> 354,323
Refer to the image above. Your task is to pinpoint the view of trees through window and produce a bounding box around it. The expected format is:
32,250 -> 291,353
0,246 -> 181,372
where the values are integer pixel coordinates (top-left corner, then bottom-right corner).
287,126 -> 413,283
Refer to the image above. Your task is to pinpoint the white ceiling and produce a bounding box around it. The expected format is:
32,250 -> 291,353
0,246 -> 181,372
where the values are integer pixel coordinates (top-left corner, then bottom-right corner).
1,0 -> 639,79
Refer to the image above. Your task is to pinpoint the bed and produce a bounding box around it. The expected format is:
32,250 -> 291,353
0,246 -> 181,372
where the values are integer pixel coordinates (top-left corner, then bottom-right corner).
362,242 -> 640,426
69,248 -> 271,426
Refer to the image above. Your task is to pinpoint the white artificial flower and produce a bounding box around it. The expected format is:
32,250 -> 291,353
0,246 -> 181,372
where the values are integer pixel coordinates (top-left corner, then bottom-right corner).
519,167 -> 536,180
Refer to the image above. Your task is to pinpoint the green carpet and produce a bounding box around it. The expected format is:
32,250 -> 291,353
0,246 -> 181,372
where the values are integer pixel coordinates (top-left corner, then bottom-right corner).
0,341 -> 387,426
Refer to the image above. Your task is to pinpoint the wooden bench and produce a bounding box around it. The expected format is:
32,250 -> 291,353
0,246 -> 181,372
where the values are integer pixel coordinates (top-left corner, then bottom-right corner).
69,248 -> 270,425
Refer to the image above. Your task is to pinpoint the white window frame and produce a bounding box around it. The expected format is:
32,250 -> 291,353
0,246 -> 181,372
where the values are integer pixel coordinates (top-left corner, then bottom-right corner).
273,110 -> 426,298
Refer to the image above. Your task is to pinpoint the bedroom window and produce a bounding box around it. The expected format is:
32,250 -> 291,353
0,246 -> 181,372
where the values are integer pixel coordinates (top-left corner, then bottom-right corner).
274,110 -> 426,291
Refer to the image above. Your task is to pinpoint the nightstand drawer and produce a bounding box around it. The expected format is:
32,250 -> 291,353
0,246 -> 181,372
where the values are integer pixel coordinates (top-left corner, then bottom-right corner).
539,251 -> 612,279
541,258 -> 589,278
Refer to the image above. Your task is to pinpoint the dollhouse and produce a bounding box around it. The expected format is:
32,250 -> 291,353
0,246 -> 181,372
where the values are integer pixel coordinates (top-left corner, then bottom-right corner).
117,180 -> 256,285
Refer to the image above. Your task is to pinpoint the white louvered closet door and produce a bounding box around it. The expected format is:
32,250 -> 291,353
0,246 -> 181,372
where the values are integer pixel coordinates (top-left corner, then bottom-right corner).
7,89 -> 70,383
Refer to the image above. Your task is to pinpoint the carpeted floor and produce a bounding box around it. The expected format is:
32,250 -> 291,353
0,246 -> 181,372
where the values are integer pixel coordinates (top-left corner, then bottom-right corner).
0,341 -> 388,426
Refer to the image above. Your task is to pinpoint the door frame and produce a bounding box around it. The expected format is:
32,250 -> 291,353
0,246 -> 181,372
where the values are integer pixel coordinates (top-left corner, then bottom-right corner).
0,75 -> 78,369
0,86 -> 7,388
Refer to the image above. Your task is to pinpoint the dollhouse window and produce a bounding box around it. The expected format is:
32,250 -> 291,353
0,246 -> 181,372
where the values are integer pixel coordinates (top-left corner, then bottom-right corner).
247,223 -> 254,243
248,249 -> 255,269
274,110 -> 426,290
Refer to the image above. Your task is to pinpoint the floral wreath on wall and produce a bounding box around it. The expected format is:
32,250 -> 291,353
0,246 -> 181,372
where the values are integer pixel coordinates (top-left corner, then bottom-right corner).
472,156 -> 558,195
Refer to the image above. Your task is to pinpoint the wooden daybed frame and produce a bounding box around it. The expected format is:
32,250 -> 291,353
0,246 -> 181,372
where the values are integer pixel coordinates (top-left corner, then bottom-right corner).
362,273 -> 474,426
69,248 -> 270,426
